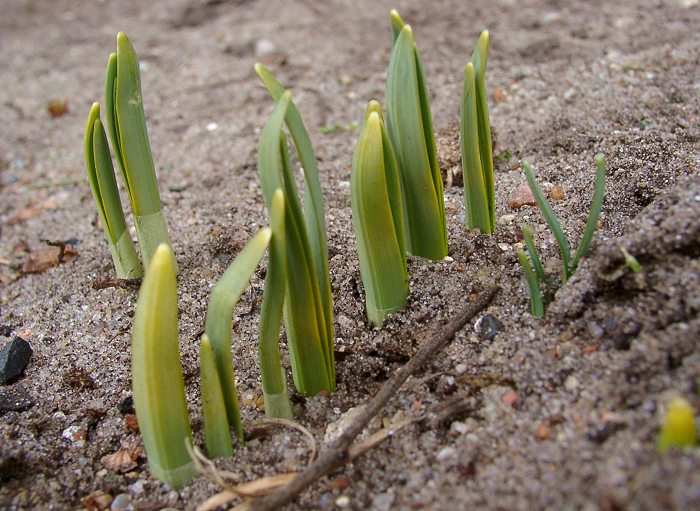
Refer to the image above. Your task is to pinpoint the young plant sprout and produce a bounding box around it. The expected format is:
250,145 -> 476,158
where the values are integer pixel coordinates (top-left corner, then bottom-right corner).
131,244 -> 195,488
84,102 -> 142,278
657,396 -> 698,453
258,189 -> 293,419
351,101 -> 408,326
461,30 -> 495,234
256,83 -> 335,397
386,10 -> 448,260
104,32 -> 175,272
202,227 -> 272,453
518,155 -> 606,316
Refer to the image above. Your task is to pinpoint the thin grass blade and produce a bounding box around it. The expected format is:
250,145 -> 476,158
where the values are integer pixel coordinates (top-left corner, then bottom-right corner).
518,250 -> 544,317
571,154 -> 606,272
204,228 -> 272,442
523,161 -> 571,281
521,225 -> 547,285
131,244 -> 195,488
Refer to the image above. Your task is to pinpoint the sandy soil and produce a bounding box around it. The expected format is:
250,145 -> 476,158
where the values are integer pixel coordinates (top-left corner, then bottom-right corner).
1,0 -> 699,509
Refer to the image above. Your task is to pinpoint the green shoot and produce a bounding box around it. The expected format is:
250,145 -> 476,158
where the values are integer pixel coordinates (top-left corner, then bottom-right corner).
257,90 -> 335,396
521,225 -> 547,285
620,245 -> 642,273
254,64 -> 334,376
351,101 -> 408,326
517,251 -> 544,317
523,161 -> 571,281
199,334 -> 233,458
386,11 -> 447,260
570,154 -> 606,272
104,32 -> 175,272
461,30 -> 495,234
258,189 -> 293,419
83,102 -> 142,278
657,396 -> 697,453
520,156 -> 607,315
203,228 -> 272,444
131,244 -> 195,488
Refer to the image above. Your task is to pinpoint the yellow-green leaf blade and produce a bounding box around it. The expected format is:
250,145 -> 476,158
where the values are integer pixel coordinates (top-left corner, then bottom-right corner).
131,244 -> 194,488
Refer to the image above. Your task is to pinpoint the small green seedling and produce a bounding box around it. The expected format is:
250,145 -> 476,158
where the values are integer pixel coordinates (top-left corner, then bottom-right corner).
619,245 -> 642,273
202,227 -> 272,455
386,10 -> 447,260
131,244 -> 195,488
104,32 -> 175,272
519,155 -> 606,316
255,67 -> 335,397
84,102 -> 142,278
461,30 -> 495,234
657,396 -> 698,453
258,189 -> 293,419
351,101 -> 408,326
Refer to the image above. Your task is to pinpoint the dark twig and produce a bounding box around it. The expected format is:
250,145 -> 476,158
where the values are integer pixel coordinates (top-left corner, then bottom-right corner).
92,277 -> 142,290
248,286 -> 499,511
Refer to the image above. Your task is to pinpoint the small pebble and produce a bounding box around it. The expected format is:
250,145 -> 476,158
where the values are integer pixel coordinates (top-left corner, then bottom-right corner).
255,38 -> 277,57
535,424 -> 551,440
450,421 -> 469,435
559,330 -> 573,342
497,243 -> 511,252
474,314 -> 504,341
0,386 -> 34,412
0,337 -> 33,384
498,214 -> 515,224
111,493 -> 132,511
118,395 -> 134,415
335,495 -> 350,507
549,185 -> 565,200
507,183 -> 536,209
454,363 -> 467,375
436,446 -> 457,461
62,425 -> 87,447
501,390 -> 519,407
206,122 -> 218,131
328,475 -> 350,490
371,492 -> 395,511
564,375 -> 579,392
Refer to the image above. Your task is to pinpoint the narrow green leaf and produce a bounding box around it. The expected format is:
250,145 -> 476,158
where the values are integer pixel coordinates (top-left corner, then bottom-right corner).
84,103 -> 142,279
131,244 -> 195,488
114,32 -> 160,216
521,225 -> 547,285
254,64 -> 334,362
386,23 -> 447,260
259,189 -> 292,419
257,93 -> 334,395
351,104 -> 408,326
104,53 -> 125,189
470,30 -> 495,232
523,161 -> 571,281
518,250 -> 544,317
204,228 -> 272,442
461,63 -> 490,233
571,154 -> 606,272
200,334 -> 233,458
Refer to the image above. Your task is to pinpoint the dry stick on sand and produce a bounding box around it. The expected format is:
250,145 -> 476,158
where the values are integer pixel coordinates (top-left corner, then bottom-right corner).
248,285 -> 500,511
